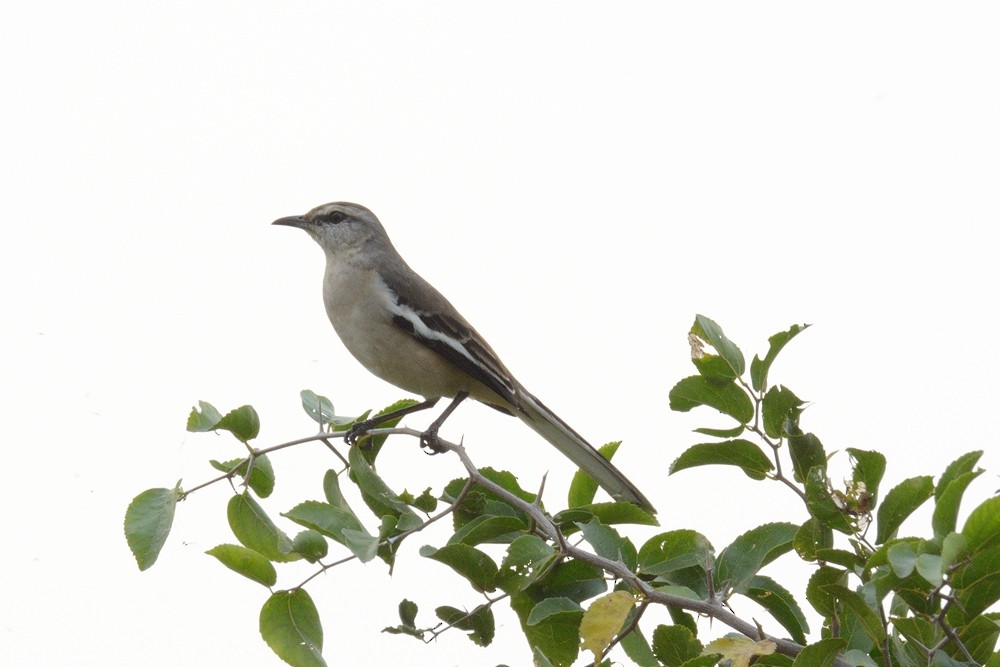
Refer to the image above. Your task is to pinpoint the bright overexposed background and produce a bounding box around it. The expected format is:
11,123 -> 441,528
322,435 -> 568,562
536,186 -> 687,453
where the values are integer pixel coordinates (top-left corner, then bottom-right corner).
2,3 -> 998,665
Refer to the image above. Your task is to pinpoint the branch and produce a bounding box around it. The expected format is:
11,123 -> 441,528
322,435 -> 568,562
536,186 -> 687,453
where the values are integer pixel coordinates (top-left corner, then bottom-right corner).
179,433 -> 347,500
374,429 -> 855,667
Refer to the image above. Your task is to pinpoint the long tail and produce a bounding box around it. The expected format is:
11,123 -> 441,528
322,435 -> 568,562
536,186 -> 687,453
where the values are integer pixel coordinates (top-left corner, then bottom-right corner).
514,389 -> 656,513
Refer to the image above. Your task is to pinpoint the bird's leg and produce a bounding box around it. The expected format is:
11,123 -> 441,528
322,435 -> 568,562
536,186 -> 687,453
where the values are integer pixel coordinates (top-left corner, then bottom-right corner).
420,391 -> 468,454
346,397 -> 440,447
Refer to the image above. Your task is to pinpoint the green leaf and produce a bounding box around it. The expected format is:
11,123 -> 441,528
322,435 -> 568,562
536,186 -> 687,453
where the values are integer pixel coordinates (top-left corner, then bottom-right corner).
839,649 -> 878,667
260,589 -> 325,667
824,584 -> 886,645
448,514 -> 527,547
875,476 -> 934,544
891,616 -> 941,654
568,441 -> 621,508
669,439 -> 773,480
291,529 -> 328,563
420,543 -> 498,593
791,637 -> 846,667
750,323 -> 809,392
227,493 -> 297,562
951,543 -> 1000,619
761,386 -> 805,439
342,528 -> 381,564
383,598 -> 423,638
668,376 -> 754,424
814,548 -> 865,570
526,597 -> 584,625
940,532 -> 968,570
745,575 -> 809,645
679,656 -> 726,667
806,566 -> 846,617
932,469 -> 984,539
793,518 -> 833,562
399,598 -> 418,627
957,614 -> 1000,665
210,455 -> 276,498
805,467 -> 856,534
518,597 -> 583,667
619,625 -> 660,667
693,424 -> 746,438
356,398 -> 420,464
528,559 -> 608,603
532,646 -> 557,667
886,541 -> 918,577
915,553 -> 942,586
691,314 -> 746,378
348,444 -> 422,531
787,432 -> 826,484
497,535 -> 558,594
205,544 -> 277,587
651,624 -> 703,666
847,448 -> 886,502
215,405 -> 260,443
668,605 -> 700,636
638,529 -> 715,576
435,604 -> 495,647
866,537 -> 921,569
299,389 -> 343,427
577,518 -> 637,570
692,352 -> 739,383
715,522 -> 798,595
284,500 -> 368,550
961,495 -> 1000,553
186,400 -> 222,432
556,502 -> 658,531
322,469 -> 350,508
403,487 -> 438,513
124,486 -> 180,571
936,450 -> 984,500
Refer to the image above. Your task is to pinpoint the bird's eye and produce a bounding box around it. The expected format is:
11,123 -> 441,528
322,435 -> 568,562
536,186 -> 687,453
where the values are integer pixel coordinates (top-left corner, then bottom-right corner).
324,211 -> 347,224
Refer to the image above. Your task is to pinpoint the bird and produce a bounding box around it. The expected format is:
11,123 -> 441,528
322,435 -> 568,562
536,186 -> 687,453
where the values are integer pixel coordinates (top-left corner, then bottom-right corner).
273,201 -> 654,512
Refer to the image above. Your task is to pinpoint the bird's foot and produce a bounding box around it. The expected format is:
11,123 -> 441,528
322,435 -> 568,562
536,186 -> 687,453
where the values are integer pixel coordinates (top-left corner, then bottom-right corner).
419,427 -> 447,455
345,419 -> 377,448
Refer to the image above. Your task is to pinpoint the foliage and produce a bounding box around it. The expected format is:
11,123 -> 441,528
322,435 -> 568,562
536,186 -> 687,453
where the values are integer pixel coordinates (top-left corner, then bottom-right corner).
125,317 -> 1000,666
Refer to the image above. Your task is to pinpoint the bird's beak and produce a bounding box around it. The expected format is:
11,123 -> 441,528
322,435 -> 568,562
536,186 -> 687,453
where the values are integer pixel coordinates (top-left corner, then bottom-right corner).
272,215 -> 309,229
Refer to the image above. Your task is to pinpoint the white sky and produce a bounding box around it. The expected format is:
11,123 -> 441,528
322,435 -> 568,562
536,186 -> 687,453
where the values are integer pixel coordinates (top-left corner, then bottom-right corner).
2,3 -> 998,666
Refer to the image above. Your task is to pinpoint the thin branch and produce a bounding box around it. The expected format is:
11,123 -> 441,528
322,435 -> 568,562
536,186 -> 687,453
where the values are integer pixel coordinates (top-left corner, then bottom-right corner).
933,588 -> 979,666
178,433 -> 350,500
425,591 -> 512,643
603,600 -> 650,656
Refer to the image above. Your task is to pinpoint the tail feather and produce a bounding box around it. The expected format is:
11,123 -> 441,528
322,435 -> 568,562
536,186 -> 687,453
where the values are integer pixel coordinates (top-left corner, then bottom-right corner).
514,390 -> 656,513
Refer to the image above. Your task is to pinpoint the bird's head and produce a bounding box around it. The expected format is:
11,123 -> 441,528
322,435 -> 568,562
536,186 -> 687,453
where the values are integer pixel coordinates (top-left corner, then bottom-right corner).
273,202 -> 388,256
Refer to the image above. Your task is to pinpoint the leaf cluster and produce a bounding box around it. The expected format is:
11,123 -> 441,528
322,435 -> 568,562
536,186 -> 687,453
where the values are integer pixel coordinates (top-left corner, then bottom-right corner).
124,318 -> 1000,667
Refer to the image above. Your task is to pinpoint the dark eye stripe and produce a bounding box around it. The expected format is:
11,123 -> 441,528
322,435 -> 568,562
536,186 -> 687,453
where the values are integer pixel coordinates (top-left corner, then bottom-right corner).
324,211 -> 346,224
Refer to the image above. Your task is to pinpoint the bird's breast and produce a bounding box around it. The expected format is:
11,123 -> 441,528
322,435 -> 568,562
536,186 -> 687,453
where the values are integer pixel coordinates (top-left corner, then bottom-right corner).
321,264 -> 461,399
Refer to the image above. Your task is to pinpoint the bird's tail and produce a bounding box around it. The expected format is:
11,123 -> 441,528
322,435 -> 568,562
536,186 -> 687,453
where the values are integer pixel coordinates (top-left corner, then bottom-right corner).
514,390 -> 656,513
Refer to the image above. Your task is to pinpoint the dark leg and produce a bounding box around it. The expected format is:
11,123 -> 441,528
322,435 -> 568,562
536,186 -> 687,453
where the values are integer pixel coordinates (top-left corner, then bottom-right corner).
346,397 -> 440,446
420,392 -> 469,454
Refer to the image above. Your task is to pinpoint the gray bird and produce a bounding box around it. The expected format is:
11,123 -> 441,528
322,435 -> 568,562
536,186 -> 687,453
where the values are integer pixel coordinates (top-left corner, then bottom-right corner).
274,202 -> 654,512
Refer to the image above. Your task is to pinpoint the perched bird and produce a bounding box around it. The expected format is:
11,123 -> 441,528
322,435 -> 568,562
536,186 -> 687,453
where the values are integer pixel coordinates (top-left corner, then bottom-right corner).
274,202 -> 654,512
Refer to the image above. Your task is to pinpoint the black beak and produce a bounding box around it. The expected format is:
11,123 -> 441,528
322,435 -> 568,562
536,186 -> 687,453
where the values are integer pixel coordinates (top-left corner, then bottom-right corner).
272,215 -> 309,228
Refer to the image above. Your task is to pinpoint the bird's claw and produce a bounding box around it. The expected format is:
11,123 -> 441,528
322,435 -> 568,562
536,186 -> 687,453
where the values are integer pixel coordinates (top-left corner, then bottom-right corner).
420,428 -> 446,455
345,420 -> 375,448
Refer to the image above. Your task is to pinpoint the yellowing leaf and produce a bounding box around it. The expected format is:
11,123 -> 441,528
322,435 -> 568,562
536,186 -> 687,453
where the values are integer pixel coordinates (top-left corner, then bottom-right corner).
703,636 -> 776,667
579,591 -> 636,663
